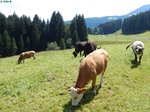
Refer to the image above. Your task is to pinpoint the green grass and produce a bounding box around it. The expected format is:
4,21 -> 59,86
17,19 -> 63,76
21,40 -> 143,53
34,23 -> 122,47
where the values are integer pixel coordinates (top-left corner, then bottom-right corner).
0,32 -> 150,112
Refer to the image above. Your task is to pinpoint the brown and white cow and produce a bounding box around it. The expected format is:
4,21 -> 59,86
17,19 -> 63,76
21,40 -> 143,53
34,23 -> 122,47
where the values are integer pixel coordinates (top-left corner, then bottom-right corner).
18,51 -> 36,64
69,49 -> 109,106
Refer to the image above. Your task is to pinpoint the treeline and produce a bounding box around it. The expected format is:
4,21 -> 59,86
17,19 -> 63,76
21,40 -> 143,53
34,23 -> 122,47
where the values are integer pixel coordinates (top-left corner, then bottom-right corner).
0,12 -> 88,57
95,19 -> 122,34
122,10 -> 150,34
91,10 -> 150,35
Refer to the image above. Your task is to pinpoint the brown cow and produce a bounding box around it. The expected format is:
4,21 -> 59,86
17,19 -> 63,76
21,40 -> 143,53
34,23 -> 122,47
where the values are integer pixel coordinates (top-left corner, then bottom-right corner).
69,49 -> 109,106
18,51 -> 36,64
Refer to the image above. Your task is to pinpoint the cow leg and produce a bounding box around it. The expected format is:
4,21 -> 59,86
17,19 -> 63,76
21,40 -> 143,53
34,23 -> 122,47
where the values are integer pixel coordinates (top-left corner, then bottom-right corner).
139,55 -> 142,64
80,51 -> 81,57
99,74 -> 104,89
134,52 -> 137,62
84,51 -> 87,57
92,78 -> 97,95
33,56 -> 36,59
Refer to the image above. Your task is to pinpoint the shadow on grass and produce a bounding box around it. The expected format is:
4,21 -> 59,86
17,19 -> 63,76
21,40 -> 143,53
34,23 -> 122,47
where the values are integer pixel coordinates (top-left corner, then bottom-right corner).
130,59 -> 140,68
63,87 -> 101,112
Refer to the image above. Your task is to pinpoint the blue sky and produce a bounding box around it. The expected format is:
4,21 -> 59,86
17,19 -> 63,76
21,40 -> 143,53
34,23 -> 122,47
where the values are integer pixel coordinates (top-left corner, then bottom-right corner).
0,0 -> 150,21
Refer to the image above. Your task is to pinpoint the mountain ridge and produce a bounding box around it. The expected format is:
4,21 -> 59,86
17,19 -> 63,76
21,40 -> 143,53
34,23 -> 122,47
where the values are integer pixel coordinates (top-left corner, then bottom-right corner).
66,4 -> 150,29
86,4 -> 150,28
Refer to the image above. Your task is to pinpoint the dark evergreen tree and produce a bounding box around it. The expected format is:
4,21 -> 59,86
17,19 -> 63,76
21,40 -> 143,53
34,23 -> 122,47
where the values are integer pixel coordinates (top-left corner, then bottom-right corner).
7,15 -> 15,39
122,10 -> 150,34
2,30 -> 10,56
45,19 -> 50,44
70,14 -> 88,45
97,19 -> 122,34
70,16 -> 77,45
0,34 -> 2,55
0,13 -> 7,35
49,11 -> 65,46
10,37 -> 17,55
72,30 -> 79,46
49,11 -> 56,42
20,15 -> 29,51
12,13 -> 23,53
40,20 -> 47,50
30,23 -> 40,51
18,36 -> 24,53
24,17 -> 32,50
76,15 -> 88,41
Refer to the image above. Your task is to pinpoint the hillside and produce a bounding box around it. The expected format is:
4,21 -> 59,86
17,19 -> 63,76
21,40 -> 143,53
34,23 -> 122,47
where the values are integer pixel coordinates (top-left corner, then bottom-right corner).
84,4 -> 150,28
0,32 -> 150,111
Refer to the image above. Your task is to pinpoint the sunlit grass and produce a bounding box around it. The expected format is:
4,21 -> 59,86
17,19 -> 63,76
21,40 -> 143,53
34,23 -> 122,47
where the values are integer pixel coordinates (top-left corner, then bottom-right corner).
0,32 -> 150,111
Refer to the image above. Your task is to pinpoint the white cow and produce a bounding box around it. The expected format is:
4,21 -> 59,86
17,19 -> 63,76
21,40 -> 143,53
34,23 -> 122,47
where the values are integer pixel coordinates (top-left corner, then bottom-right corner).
126,41 -> 144,63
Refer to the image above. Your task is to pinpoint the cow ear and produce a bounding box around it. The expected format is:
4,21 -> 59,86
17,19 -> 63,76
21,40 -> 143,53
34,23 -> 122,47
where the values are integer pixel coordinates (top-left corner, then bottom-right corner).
77,88 -> 86,94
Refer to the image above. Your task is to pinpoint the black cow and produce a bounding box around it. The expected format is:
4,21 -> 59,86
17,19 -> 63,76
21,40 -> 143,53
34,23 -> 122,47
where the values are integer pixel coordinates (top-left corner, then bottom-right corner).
73,41 -> 87,57
73,41 -> 97,57
84,41 -> 97,57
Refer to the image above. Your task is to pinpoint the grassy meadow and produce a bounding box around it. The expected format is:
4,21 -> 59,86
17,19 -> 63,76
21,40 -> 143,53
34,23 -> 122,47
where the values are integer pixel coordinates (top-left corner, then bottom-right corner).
0,32 -> 150,112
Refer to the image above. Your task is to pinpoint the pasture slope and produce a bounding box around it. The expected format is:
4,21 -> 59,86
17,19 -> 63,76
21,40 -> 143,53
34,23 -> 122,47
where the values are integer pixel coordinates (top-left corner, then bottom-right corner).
0,32 -> 150,112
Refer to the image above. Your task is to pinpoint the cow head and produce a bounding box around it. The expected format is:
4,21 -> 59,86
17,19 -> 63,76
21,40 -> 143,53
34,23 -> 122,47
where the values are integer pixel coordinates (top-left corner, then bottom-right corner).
69,87 -> 86,106
72,51 -> 78,57
18,54 -> 23,64
75,44 -> 80,53
135,46 -> 144,55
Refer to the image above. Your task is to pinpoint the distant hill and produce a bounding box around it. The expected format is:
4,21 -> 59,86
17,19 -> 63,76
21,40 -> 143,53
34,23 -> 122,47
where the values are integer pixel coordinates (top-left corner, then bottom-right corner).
127,4 -> 150,16
66,4 -> 150,29
85,16 -> 123,29
86,4 -> 150,29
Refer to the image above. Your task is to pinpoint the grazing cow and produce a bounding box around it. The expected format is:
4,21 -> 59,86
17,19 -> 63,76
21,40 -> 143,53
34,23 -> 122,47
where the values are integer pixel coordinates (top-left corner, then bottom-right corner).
69,49 -> 109,106
73,41 -> 87,57
84,41 -> 97,57
126,41 -> 144,63
73,41 -> 97,57
18,51 -> 36,64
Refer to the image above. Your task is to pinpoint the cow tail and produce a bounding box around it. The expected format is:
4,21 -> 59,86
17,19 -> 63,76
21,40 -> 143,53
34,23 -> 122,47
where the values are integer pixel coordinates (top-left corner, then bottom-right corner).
126,44 -> 132,50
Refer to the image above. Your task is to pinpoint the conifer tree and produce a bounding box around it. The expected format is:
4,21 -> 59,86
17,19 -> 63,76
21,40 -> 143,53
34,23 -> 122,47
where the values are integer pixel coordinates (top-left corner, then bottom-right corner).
72,30 -> 79,46
10,37 -> 17,55
18,35 -> 24,53
2,30 -> 10,56
0,13 -> 6,35
76,15 -> 88,41
70,14 -> 88,45
0,34 -> 2,55
49,11 -> 56,42
49,11 -> 65,46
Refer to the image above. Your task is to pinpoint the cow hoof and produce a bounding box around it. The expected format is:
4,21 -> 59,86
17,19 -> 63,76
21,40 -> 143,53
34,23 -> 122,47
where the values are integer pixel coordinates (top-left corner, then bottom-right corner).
98,84 -> 102,89
93,89 -> 97,95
